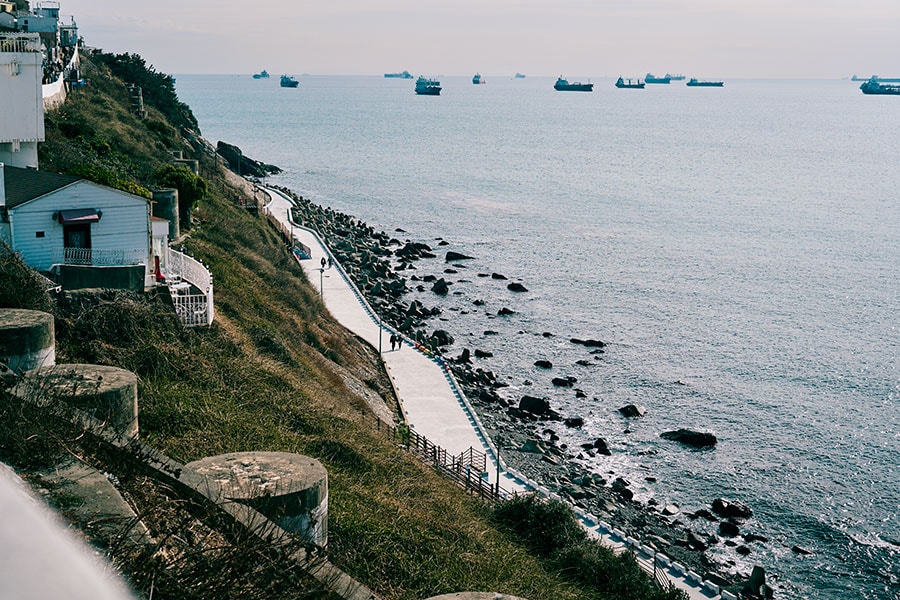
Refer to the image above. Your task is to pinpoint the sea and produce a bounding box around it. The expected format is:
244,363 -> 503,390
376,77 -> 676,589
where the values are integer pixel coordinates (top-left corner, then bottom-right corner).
175,74 -> 900,600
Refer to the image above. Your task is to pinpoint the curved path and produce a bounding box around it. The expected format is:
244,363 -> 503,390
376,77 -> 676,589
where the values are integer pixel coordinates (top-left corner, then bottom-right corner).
263,187 -> 725,600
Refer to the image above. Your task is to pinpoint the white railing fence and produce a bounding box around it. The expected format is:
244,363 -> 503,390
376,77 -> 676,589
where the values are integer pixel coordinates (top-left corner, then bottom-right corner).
164,247 -> 214,327
53,247 -> 146,266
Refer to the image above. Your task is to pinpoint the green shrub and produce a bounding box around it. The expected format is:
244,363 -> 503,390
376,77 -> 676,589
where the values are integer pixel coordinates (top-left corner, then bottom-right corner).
66,164 -> 152,198
0,241 -> 54,313
492,494 -> 587,557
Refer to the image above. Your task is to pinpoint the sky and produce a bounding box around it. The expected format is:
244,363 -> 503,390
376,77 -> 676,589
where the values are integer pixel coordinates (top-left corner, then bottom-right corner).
56,0 -> 900,78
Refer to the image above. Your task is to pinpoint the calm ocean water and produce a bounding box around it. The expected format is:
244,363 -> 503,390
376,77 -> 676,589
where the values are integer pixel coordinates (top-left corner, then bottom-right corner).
175,74 -> 900,599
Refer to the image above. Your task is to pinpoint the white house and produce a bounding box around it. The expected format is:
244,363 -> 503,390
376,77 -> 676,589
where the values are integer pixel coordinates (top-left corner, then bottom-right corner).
0,163 -> 155,290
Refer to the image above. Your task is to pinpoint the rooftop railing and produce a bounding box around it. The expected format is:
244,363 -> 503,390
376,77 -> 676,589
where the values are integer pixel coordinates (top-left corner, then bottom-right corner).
0,33 -> 41,53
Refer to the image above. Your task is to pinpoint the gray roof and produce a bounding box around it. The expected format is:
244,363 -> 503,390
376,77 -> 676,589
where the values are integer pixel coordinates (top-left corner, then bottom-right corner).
3,165 -> 81,208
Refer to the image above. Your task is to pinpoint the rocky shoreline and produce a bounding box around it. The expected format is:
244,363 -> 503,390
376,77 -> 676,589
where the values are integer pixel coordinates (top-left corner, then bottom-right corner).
259,178 -> 774,597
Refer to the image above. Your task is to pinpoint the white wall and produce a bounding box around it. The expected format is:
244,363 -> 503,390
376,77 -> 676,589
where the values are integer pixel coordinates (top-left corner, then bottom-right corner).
0,34 -> 44,169
10,181 -> 151,272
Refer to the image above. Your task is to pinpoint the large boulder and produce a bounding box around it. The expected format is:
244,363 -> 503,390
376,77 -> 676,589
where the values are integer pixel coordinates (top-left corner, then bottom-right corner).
445,251 -> 474,262
217,141 -> 282,177
618,404 -> 647,418
519,395 -> 551,415
507,282 -> 528,293
431,278 -> 450,295
660,428 -> 717,448
712,498 -> 753,520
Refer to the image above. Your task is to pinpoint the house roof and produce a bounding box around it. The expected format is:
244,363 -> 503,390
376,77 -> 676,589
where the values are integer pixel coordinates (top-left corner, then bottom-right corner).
3,165 -> 81,208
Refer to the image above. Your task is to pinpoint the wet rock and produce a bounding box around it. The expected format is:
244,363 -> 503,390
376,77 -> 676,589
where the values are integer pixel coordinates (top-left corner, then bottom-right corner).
571,338 -> 606,348
473,349 -> 493,358
736,545 -> 752,556
430,329 -> 454,347
455,348 -> 471,364
618,404 -> 647,418
660,429 -> 717,448
663,504 -> 680,516
497,307 -> 516,316
534,359 -> 553,369
743,532 -> 769,544
575,359 -> 593,367
473,299 -> 486,306
519,395 -> 551,415
483,330 -> 499,336
593,438 -> 612,456
491,273 -> 508,280
445,251 -> 473,261
520,439 -> 547,454
507,282 -> 528,292
574,389 -> 587,398
552,376 -> 577,387
564,417 -> 584,428
431,278 -> 450,295
792,545 -> 813,555
712,498 -> 753,520
612,477 -> 633,500
719,520 -> 741,537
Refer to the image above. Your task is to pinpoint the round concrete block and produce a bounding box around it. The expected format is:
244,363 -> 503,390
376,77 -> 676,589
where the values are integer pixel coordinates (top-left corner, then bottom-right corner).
16,364 -> 139,438
186,451 -> 328,546
424,594 -> 530,600
0,309 -> 55,373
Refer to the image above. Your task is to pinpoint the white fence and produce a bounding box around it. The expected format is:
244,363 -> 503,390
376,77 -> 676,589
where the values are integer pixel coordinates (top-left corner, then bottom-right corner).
164,247 -> 214,327
53,247 -> 146,266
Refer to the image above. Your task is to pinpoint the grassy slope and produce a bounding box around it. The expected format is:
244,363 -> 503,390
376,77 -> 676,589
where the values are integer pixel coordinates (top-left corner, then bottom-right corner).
34,54 -> 587,600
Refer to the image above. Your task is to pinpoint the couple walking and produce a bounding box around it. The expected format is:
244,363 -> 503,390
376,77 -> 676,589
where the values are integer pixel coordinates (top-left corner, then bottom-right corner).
389,333 -> 403,351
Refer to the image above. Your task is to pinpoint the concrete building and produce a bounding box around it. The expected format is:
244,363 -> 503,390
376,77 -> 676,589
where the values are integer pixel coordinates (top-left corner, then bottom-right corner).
0,32 -> 43,169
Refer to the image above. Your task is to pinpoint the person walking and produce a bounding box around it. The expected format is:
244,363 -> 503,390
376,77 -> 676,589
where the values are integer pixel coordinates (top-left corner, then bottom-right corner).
389,333 -> 396,351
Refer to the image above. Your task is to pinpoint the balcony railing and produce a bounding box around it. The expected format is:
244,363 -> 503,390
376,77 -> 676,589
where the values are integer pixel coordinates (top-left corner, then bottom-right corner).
53,247 -> 146,266
0,33 -> 41,53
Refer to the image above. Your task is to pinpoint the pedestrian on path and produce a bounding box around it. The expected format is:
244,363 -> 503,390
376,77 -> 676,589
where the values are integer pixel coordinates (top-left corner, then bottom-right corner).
395,333 -> 402,350
389,334 -> 396,351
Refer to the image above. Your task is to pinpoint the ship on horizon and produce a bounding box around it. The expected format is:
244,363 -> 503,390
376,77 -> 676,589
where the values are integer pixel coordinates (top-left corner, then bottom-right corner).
385,70 -> 414,79
554,76 -> 593,91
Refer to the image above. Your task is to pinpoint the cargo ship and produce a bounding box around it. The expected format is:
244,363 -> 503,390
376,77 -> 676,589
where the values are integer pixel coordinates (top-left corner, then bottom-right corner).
554,77 -> 593,91
385,70 -> 414,79
415,76 -> 441,95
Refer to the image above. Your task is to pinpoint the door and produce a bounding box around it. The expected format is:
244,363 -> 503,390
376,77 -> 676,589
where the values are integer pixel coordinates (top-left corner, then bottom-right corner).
63,224 -> 91,264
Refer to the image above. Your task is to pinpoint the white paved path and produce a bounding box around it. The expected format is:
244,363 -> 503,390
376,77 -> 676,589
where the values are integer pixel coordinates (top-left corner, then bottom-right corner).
264,187 -> 724,600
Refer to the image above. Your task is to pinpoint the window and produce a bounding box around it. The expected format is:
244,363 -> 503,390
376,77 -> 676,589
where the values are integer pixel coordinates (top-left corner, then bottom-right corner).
35,231 -> 45,238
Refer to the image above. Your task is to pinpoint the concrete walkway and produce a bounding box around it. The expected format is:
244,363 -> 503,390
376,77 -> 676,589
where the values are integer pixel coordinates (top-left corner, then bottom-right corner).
263,187 -> 725,600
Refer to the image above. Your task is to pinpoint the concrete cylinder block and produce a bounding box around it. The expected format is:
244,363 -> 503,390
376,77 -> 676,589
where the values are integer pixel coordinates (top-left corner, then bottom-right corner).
173,158 -> 199,175
0,309 -> 55,373
186,451 -> 328,547
152,188 -> 180,241
16,364 -> 139,438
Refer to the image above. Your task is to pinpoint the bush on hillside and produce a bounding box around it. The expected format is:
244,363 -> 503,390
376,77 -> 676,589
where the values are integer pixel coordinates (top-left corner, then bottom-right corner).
491,494 -> 587,557
154,164 -> 208,228
91,51 -> 199,133
0,241 -> 54,314
66,164 -> 152,198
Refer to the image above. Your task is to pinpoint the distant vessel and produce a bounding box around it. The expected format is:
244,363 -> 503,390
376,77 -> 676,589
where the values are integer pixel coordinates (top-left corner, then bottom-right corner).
859,77 -> 900,95
645,73 -> 671,84
554,77 -> 593,92
615,76 -> 645,89
252,70 -> 270,79
666,73 -> 686,81
686,78 -> 724,87
385,70 -> 414,79
472,73 -> 485,84
415,76 -> 442,95
853,75 -> 900,83
280,75 -> 299,88
515,73 -> 526,78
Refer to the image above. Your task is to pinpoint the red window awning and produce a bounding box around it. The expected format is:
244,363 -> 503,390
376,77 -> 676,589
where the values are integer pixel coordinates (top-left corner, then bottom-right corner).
58,209 -> 100,224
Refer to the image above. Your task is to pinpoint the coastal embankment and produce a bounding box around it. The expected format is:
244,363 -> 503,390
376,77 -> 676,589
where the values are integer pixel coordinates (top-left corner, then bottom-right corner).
233,169 -> 772,596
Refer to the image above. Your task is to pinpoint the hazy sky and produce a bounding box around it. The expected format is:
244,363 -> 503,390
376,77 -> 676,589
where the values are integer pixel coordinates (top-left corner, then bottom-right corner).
58,0 -> 900,78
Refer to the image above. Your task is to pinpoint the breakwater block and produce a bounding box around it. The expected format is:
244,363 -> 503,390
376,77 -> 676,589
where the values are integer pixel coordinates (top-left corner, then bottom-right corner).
185,451 -> 328,547
15,364 -> 139,438
0,309 -> 56,373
